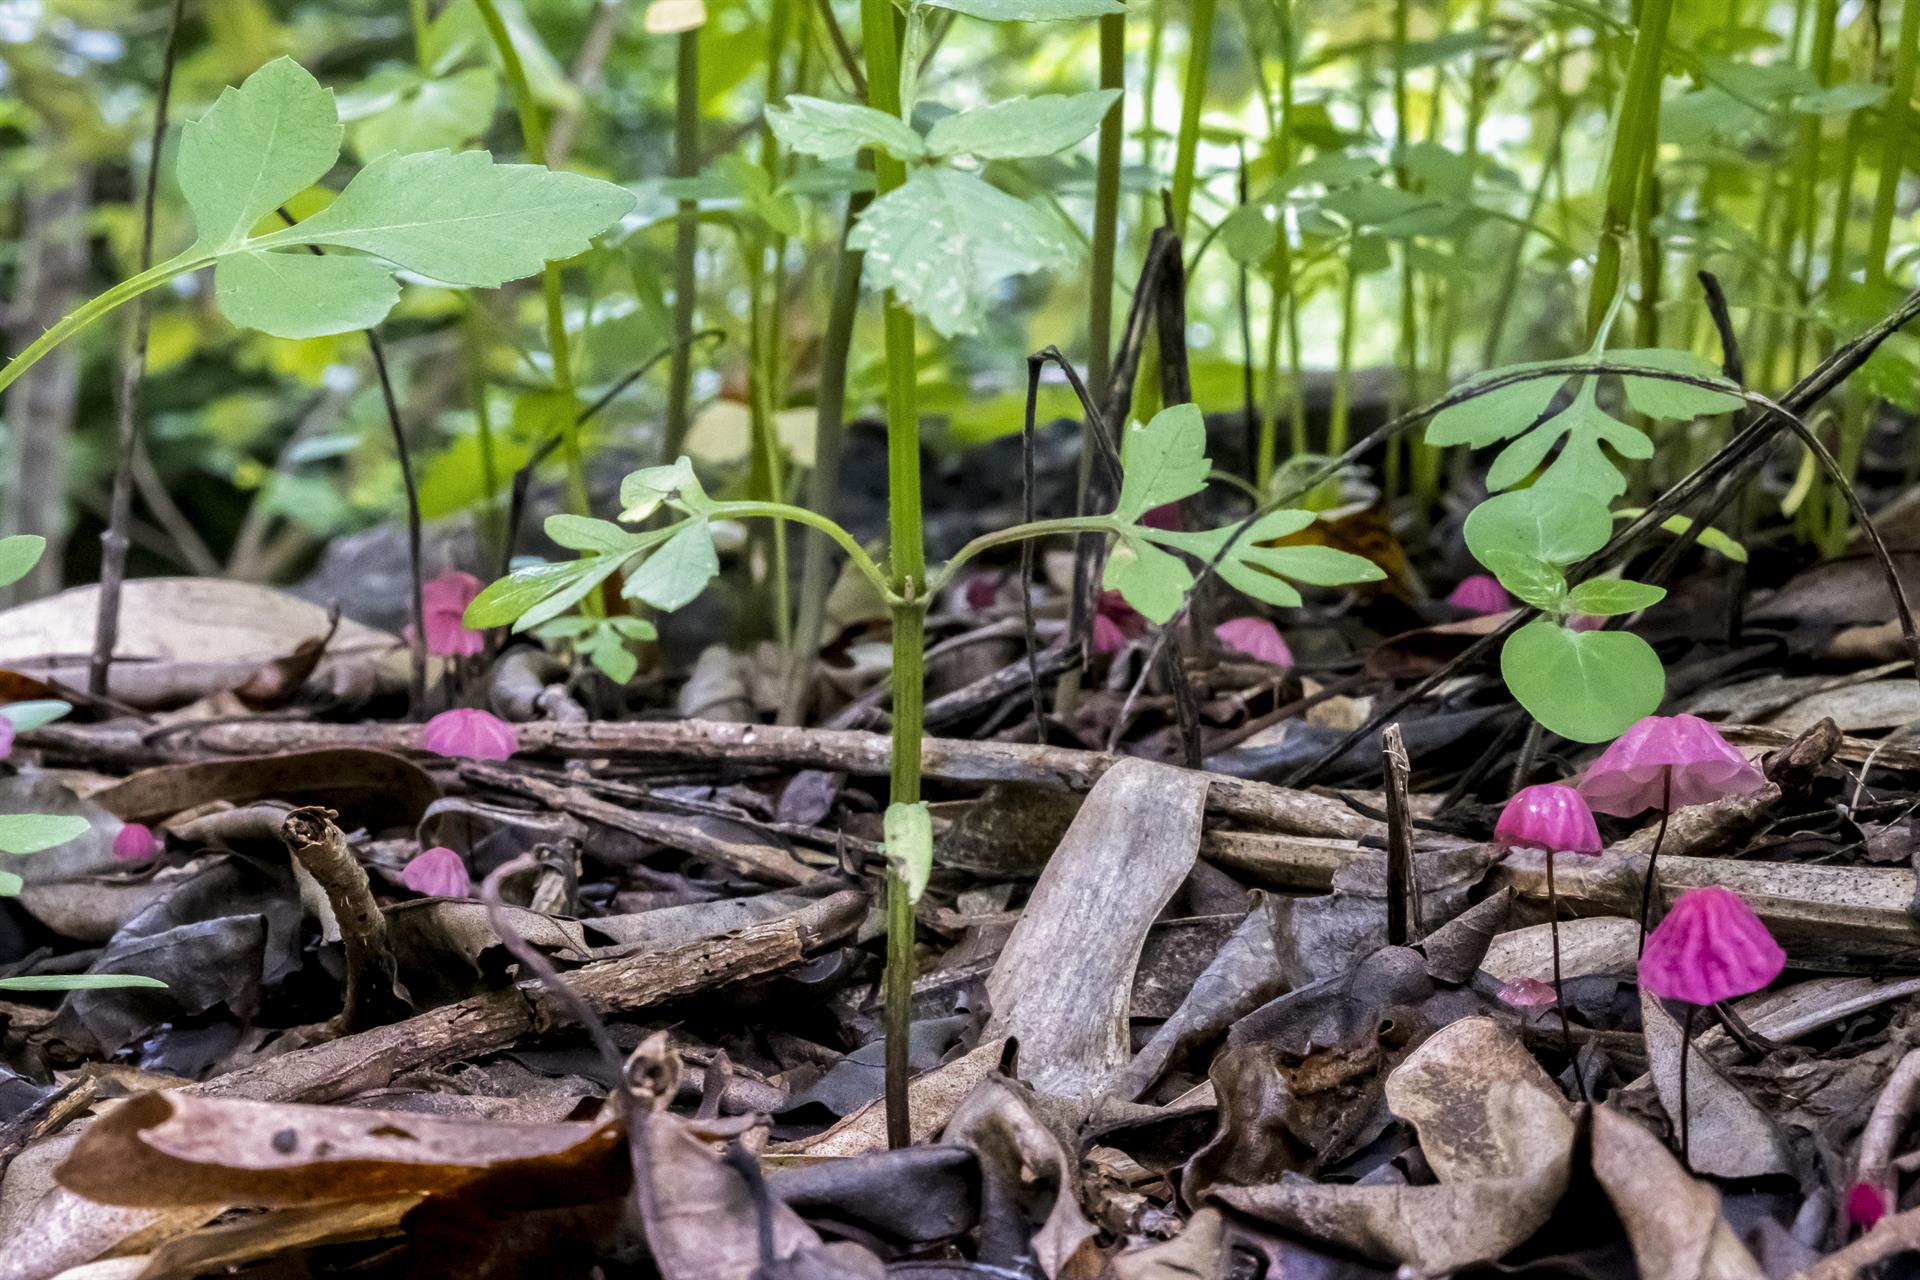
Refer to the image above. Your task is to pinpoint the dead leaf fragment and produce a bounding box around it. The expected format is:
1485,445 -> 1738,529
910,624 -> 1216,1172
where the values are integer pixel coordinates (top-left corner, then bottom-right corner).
1590,1106 -> 1766,1280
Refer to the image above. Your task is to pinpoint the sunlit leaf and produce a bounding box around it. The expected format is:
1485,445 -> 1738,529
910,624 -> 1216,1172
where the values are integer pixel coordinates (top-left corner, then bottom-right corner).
179,57 -> 342,252
924,90 -> 1120,160
768,95 -> 926,161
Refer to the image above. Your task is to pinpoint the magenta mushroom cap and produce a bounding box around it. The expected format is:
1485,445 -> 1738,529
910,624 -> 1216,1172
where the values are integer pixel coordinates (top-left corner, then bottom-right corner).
1214,617 -> 1293,667
1846,1182 -> 1887,1229
1495,783 -> 1604,856
1578,714 -> 1767,817
412,571 -> 487,659
111,822 -> 161,864
1498,977 -> 1557,1008
402,846 -> 472,898
421,708 -> 520,761
1638,886 -> 1785,1006
1447,574 -> 1512,615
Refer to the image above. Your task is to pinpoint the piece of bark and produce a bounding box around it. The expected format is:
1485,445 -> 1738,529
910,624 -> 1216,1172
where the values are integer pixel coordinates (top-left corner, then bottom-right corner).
32,718 -> 1380,840
985,757 -> 1209,1099
280,807 -> 408,1030
1204,833 -> 1920,965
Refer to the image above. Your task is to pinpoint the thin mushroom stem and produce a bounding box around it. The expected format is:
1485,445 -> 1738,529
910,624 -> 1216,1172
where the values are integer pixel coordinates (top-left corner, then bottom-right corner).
1639,769 -> 1673,955
1679,1001 -> 1699,1173
1547,852 -> 1586,1103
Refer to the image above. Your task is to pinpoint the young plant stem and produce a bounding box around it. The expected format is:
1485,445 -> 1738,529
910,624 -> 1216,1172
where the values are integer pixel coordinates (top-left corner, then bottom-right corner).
666,29 -> 701,459
1678,1001 -> 1699,1171
861,0 -> 925,1150
1587,0 -> 1675,339
1169,0 -> 1216,234
89,0 -> 186,701
1869,0 -> 1920,287
1637,768 -> 1673,955
781,205 -> 866,726
472,0 -> 590,518
1088,13 -> 1125,392
752,0 -> 795,646
367,331 -> 429,713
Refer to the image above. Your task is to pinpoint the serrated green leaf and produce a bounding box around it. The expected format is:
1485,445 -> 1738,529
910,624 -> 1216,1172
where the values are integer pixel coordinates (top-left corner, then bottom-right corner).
924,90 -> 1120,160
180,57 -> 342,252
1566,577 -> 1667,617
1103,536 -> 1192,624
1464,486 -> 1613,568
255,149 -> 635,287
1426,371 -> 1566,448
884,801 -> 933,905
1131,507 -> 1383,612
768,95 -> 926,161
0,974 -> 169,991
0,814 -> 90,855
923,0 -> 1123,18
1487,387 -> 1648,497
213,250 -> 401,339
622,520 -> 719,612
1113,404 -> 1211,524
1501,618 -> 1664,743
1476,551 -> 1565,610
0,535 -> 45,590
847,168 -> 1078,337
619,457 -> 711,521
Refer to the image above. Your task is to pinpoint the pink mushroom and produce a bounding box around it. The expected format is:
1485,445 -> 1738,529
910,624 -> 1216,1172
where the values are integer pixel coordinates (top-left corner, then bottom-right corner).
1214,617 -> 1293,667
1639,886 -> 1785,1169
1447,574 -> 1512,615
1495,783 -> 1604,1095
111,822 -> 161,864
1579,715 -> 1767,951
412,571 -> 487,659
402,846 -> 472,898
421,708 -> 519,761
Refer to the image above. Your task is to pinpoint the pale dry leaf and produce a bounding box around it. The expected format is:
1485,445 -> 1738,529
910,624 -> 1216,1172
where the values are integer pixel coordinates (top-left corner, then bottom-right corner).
1639,988 -> 1789,1179
1590,1106 -> 1765,1280
984,756 -> 1208,1099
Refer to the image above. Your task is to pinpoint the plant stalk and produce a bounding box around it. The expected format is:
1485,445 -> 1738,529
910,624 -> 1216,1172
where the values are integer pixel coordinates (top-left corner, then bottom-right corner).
1587,0 -> 1675,339
666,28 -> 701,459
1169,0 -> 1216,234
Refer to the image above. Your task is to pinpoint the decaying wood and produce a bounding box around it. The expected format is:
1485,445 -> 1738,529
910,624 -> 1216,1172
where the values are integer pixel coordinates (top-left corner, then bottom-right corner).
1202,832 -> 1920,964
279,806 -> 407,1031
1381,723 -> 1419,945
32,718 -> 1383,839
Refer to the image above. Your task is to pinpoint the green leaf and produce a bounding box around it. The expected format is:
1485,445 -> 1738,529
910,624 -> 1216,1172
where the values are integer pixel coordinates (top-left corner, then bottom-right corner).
0,974 -> 169,991
513,554 -> 631,632
0,870 -> 21,897
1566,577 -> 1667,617
1501,619 -> 1665,743
0,701 -> 70,733
924,90 -> 1120,160
545,514 -> 645,553
1464,486 -> 1613,567
349,67 -> 498,161
0,535 -> 46,590
622,520 -> 719,612
1426,370 -> 1566,448
1113,404 -> 1211,524
0,814 -> 90,855
256,149 -> 635,288
213,250 -> 401,340
1608,348 -> 1746,419
1614,510 -> 1749,563
467,556 -> 632,630
923,0 -> 1124,19
767,95 -> 926,161
583,631 -> 640,684
1220,205 -> 1278,265
1487,387 -> 1650,497
619,457 -> 712,521
1103,536 -> 1193,624
179,57 -> 342,252
1477,551 -> 1565,611
847,168 -> 1078,337
884,801 -> 933,905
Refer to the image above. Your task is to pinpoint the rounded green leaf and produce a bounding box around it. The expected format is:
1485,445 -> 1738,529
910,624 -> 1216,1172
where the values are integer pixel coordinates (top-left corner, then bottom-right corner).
1464,486 -> 1612,568
1501,618 -> 1665,744
0,814 -> 90,855
0,535 -> 46,590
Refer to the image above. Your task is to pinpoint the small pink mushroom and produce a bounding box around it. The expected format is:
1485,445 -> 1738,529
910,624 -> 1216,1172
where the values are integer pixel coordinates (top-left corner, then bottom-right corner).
1447,574 -> 1512,615
402,846 -> 472,898
1213,617 -> 1293,667
421,708 -> 519,761
111,822 -> 161,864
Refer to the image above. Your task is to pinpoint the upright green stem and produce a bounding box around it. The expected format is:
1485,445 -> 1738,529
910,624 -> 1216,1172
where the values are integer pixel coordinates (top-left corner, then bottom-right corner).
1170,0 -> 1217,234
1089,13 -> 1125,392
1870,0 -> 1920,286
472,0 -> 589,515
1587,0 -> 1675,339
861,0 -> 925,1151
666,29 -> 701,460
